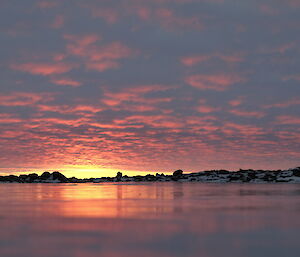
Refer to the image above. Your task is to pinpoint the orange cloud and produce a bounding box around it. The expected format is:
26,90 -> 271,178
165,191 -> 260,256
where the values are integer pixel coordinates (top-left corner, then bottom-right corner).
185,74 -> 245,91
11,62 -> 75,76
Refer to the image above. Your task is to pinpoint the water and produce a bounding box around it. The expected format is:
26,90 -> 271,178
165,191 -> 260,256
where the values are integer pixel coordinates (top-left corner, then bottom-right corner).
0,183 -> 299,257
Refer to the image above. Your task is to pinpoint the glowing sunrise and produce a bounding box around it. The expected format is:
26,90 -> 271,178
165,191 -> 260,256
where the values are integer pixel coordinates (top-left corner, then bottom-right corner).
1,1 -> 300,178
1,1 -> 300,257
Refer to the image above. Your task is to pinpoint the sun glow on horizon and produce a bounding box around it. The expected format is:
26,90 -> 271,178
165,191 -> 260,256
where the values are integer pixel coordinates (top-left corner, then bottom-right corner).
0,165 -> 173,178
59,165 -> 154,178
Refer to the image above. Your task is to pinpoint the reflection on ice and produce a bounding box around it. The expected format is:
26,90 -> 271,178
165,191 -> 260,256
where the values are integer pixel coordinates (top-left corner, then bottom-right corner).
0,183 -> 300,257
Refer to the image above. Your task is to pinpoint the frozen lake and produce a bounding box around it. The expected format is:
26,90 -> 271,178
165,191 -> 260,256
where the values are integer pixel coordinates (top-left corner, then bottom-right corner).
0,183 -> 299,257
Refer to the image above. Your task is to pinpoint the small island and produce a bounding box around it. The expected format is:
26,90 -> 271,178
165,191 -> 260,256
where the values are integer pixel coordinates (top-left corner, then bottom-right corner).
1,167 -> 300,183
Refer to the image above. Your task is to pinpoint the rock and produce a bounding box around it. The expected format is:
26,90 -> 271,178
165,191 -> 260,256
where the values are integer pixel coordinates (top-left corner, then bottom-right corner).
292,168 -> 300,177
217,170 -> 230,175
19,175 -> 28,181
52,172 -> 68,183
133,175 -> 143,182
173,170 -> 183,177
116,172 -> 122,181
28,173 -> 39,182
40,172 -> 51,180
145,174 -> 156,181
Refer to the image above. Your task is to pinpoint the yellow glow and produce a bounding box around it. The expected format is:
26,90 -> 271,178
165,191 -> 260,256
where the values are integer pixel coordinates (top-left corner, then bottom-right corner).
0,165 -> 172,178
56,165 -> 159,178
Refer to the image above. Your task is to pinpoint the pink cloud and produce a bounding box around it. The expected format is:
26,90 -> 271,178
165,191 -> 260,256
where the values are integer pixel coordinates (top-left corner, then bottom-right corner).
85,60 -> 120,72
264,97 -> 300,108
185,74 -> 245,91
286,0 -> 300,7
276,115 -> 300,125
223,122 -> 264,136
51,14 -> 64,29
0,92 -> 54,106
196,99 -> 220,113
228,97 -> 244,107
37,104 -> 103,114
181,53 -> 244,67
181,55 -> 210,66
282,74 -> 300,81
229,109 -> 265,118
11,62 -> 75,76
0,113 -> 23,123
197,105 -> 220,113
100,84 -> 174,114
64,35 -> 135,72
51,78 -> 81,87
259,4 -> 278,15
91,7 -> 119,24
259,42 -> 296,54
37,1 -> 58,9
64,34 -> 100,49
154,8 -> 203,30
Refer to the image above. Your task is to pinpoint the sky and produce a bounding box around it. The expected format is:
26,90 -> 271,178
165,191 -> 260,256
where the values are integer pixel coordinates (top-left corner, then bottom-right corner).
1,0 -> 300,178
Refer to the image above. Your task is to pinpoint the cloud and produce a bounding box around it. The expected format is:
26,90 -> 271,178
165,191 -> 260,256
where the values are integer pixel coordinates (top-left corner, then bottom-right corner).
276,115 -> 300,125
229,109 -> 265,118
228,97 -> 244,107
37,104 -> 103,114
85,60 -> 120,72
263,97 -> 300,108
64,34 -> 135,72
185,74 -> 246,91
91,7 -> 119,24
196,99 -> 220,113
0,92 -> 54,106
259,4 -> 279,15
51,78 -> 82,87
11,62 -> 75,76
181,53 -> 244,67
154,8 -> 204,30
101,84 -> 174,108
37,1 -> 59,9
282,74 -> 300,82
51,14 -> 64,29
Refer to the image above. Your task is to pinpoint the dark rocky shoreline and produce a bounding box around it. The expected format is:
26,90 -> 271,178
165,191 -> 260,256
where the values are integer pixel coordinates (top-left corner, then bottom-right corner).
1,167 -> 300,183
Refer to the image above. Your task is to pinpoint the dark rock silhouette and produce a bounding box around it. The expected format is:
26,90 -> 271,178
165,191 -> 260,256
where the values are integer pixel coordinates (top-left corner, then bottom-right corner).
28,173 -> 39,182
116,172 -> 122,181
173,170 -> 183,177
40,172 -> 51,180
0,167 -> 300,183
52,171 -> 68,182
292,167 -> 300,177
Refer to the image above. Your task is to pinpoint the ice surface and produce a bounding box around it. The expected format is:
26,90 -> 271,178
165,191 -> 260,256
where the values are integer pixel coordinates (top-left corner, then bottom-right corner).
0,183 -> 300,257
